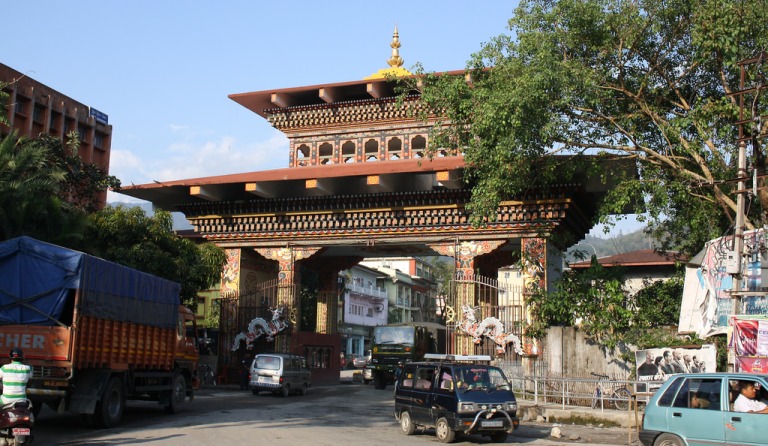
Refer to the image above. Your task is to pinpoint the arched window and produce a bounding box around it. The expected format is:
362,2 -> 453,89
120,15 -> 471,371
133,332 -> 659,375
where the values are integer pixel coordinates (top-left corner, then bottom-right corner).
387,137 -> 402,160
319,142 -> 333,164
364,139 -> 379,161
341,141 -> 356,163
411,135 -> 426,158
296,144 -> 310,166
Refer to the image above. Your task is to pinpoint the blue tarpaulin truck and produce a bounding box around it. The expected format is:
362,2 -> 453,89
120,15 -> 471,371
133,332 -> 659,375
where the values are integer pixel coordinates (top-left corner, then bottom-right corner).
0,236 -> 199,427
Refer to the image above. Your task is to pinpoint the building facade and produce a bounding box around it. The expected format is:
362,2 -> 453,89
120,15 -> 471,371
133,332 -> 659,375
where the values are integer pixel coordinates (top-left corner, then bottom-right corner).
1,63 -> 113,208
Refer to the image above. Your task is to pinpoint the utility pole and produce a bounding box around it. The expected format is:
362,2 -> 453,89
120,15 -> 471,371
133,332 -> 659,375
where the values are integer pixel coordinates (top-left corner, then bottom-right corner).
729,53 -> 767,371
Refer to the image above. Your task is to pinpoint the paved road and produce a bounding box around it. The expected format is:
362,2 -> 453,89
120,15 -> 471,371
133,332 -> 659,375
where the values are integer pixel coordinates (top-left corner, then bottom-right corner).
31,383 -> 638,445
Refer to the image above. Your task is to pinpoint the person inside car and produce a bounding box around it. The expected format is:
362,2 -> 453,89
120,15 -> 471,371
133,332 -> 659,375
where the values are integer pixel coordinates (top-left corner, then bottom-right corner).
733,381 -> 768,414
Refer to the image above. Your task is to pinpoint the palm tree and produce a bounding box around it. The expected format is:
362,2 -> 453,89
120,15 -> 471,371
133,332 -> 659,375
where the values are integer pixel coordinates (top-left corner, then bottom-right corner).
0,131 -> 86,243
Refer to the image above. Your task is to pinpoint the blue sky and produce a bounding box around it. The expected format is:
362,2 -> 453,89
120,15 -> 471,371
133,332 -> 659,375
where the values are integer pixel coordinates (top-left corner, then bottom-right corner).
4,0 -> 642,237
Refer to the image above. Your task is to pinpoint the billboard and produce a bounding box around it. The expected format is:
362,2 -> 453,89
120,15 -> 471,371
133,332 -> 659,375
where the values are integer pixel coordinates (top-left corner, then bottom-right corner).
728,315 -> 768,374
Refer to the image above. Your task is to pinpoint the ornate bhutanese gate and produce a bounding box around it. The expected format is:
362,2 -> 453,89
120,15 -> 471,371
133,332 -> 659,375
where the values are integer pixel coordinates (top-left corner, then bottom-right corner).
121,31 -> 629,383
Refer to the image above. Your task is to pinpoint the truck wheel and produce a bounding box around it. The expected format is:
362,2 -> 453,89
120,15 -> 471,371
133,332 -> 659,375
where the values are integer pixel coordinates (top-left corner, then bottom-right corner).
373,371 -> 387,390
95,376 -> 125,428
435,417 -> 456,443
165,373 -> 187,414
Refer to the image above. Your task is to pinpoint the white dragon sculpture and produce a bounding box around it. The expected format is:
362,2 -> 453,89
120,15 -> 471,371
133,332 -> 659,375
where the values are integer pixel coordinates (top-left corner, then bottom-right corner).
231,306 -> 290,351
458,304 -> 524,356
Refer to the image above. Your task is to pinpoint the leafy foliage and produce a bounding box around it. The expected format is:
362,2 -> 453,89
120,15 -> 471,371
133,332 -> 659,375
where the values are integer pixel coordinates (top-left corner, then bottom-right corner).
0,132 -> 88,244
405,0 -> 768,257
525,257 -> 633,348
84,205 -> 226,307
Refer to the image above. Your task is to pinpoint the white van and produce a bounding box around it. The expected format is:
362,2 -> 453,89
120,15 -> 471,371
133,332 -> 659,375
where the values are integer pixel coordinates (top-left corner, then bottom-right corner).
249,353 -> 311,397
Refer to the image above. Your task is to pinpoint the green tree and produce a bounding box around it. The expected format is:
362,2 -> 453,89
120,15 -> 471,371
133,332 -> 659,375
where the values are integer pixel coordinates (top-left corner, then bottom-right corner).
407,0 -> 768,257
525,257 -> 633,348
84,205 -> 226,307
0,132 -> 86,244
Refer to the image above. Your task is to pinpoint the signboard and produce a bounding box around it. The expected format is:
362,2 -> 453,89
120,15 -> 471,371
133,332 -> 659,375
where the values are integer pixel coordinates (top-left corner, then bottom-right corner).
89,107 -> 108,125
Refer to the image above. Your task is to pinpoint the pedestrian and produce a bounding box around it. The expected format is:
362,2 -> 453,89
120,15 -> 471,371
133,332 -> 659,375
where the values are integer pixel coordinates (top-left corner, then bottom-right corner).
241,354 -> 252,390
0,348 -> 33,405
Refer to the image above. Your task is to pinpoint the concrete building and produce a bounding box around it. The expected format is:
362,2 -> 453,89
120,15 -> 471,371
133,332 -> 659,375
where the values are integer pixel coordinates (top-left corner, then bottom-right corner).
339,264 -> 388,361
568,249 -> 684,295
359,257 -> 439,324
1,63 -> 112,208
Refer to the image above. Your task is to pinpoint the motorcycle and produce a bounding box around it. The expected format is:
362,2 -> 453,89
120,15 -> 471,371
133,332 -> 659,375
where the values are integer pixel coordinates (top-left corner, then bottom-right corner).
0,399 -> 34,445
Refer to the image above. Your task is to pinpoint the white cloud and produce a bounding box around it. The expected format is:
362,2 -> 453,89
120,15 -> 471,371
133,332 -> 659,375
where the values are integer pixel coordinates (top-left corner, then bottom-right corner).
114,130 -> 289,186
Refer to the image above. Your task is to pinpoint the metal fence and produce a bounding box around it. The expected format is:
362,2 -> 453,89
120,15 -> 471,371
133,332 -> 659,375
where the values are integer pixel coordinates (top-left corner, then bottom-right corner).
497,360 -> 662,411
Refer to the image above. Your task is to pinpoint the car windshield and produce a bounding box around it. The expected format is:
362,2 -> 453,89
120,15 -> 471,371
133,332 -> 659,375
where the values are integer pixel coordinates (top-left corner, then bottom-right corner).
373,326 -> 415,345
455,365 -> 510,392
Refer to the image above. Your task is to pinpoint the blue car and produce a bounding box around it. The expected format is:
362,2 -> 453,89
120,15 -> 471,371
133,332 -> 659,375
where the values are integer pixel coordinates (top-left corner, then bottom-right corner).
639,372 -> 767,446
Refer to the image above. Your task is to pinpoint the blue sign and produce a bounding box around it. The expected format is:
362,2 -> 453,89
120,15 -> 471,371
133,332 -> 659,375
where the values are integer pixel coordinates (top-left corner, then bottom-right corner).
89,107 -> 108,125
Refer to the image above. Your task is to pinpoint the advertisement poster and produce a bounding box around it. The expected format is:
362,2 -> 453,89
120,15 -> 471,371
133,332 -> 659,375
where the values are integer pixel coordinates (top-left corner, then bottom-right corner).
728,316 -> 768,373
634,345 -> 717,380
735,356 -> 768,374
680,229 -> 768,338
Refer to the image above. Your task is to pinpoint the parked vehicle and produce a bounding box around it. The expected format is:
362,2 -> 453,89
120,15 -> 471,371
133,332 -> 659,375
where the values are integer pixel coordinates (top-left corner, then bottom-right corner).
369,323 -> 446,390
362,365 -> 373,384
249,353 -> 311,397
394,354 -> 519,443
0,399 -> 34,445
639,372 -> 767,446
0,236 -> 199,428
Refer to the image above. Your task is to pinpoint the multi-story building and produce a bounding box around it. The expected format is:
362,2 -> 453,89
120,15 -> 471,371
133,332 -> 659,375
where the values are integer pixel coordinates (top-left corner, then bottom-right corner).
338,257 -> 440,361
1,63 -> 112,208
338,264 -> 388,362
359,257 -> 439,324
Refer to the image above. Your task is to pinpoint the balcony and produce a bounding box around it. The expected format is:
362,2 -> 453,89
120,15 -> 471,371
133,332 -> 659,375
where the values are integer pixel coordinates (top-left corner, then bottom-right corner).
347,282 -> 387,299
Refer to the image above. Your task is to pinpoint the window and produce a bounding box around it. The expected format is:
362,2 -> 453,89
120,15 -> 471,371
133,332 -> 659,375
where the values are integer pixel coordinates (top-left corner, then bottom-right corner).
414,366 -> 435,390
341,141 -> 355,163
658,377 -> 684,407
686,378 -> 722,410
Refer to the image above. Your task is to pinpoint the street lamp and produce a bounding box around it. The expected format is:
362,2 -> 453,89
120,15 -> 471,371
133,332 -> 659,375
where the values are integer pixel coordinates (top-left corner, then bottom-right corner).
573,242 -> 598,260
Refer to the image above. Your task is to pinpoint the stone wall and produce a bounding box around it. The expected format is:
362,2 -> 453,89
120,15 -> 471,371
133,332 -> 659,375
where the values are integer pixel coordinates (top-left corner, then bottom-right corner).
544,326 -> 633,378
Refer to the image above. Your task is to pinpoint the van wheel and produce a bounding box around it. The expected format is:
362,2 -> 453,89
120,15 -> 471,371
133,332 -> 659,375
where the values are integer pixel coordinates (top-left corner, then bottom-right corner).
400,411 -> 416,435
489,432 -> 508,442
95,376 -> 125,428
435,417 -> 456,443
654,433 -> 684,446
281,384 -> 290,397
300,383 -> 308,395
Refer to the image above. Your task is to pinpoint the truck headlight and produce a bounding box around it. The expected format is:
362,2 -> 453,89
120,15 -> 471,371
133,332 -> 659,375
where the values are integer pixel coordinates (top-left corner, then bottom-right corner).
505,401 -> 517,411
458,402 -> 476,413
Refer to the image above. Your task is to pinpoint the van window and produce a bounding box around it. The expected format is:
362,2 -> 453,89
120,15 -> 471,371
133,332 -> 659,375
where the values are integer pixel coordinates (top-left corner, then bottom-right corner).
414,367 -> 435,390
255,356 -> 280,370
438,368 -> 454,392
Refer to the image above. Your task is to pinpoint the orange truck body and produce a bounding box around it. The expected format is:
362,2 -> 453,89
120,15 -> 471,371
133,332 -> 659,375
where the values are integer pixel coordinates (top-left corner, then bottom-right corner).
0,236 -> 200,427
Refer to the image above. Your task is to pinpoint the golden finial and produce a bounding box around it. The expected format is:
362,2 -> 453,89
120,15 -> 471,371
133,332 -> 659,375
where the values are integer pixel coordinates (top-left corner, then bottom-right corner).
387,26 -> 404,68
364,25 -> 412,80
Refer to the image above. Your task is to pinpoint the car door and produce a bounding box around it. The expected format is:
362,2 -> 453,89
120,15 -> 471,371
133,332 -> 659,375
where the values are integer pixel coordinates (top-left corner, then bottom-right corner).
410,365 -> 437,426
724,376 -> 767,446
665,377 -> 725,446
